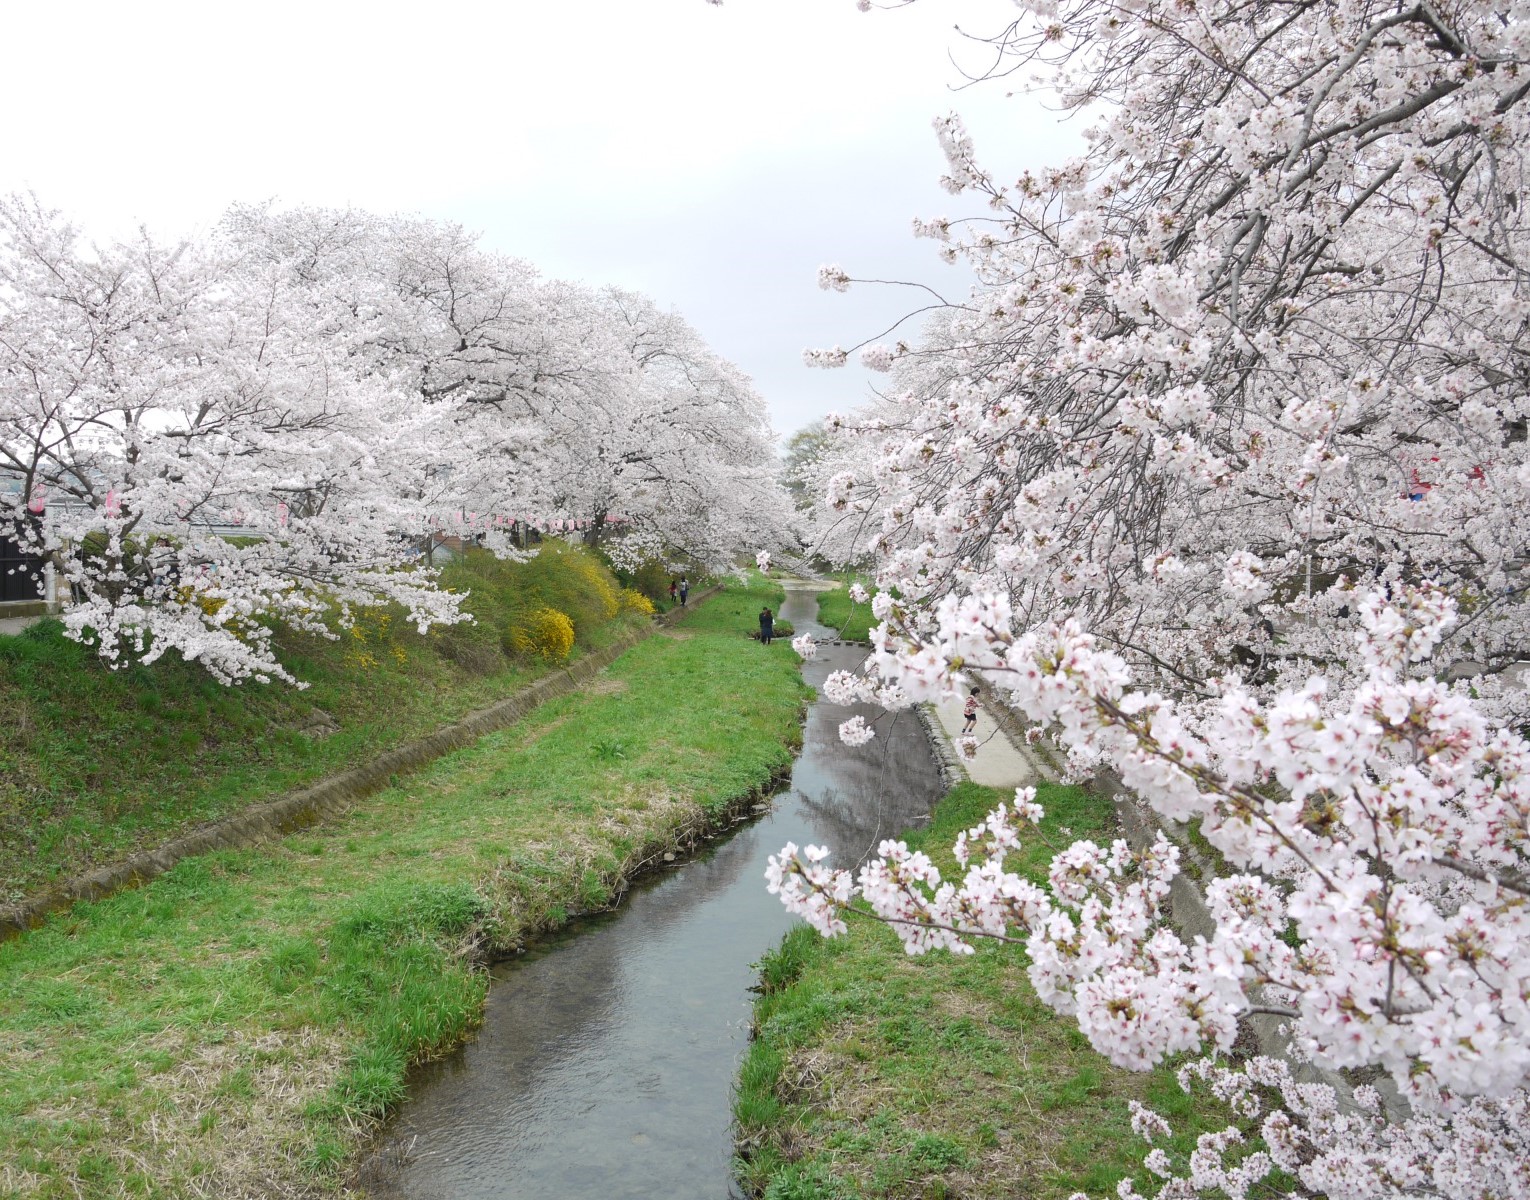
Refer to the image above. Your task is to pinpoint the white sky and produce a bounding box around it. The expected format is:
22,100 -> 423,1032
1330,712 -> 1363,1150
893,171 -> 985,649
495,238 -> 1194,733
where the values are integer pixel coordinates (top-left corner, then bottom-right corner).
1,0 -> 1082,440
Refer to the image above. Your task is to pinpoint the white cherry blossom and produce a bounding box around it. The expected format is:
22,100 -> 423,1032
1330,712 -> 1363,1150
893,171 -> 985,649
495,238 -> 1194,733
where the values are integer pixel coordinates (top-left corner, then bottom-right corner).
775,0 -> 1530,1190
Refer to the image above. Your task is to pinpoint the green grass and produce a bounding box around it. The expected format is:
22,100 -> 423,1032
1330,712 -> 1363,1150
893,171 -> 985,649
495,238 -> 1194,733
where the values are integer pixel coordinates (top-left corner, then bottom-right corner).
735,781 -> 1234,1200
815,577 -> 876,642
0,544 -> 651,900
0,575 -> 807,1198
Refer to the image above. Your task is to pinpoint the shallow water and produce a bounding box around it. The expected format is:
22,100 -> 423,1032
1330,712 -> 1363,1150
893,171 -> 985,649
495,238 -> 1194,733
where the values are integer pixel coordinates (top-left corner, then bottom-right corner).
361,587 -> 944,1200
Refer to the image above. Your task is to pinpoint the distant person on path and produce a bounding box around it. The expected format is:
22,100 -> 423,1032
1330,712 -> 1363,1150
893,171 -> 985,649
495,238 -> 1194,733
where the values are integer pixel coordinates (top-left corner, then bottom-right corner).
962,687 -> 980,735
669,579 -> 678,604
679,577 -> 689,606
759,606 -> 774,645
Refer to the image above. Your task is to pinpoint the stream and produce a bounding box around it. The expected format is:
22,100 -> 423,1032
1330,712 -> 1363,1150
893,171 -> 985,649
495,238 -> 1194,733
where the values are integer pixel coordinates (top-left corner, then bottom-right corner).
360,584 -> 945,1199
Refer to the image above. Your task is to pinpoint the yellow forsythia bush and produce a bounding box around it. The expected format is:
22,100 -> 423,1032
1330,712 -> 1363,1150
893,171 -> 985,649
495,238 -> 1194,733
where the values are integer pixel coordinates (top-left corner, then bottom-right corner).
344,607 -> 407,670
566,553 -> 621,619
619,587 -> 655,616
176,585 -> 226,618
509,606 -> 576,661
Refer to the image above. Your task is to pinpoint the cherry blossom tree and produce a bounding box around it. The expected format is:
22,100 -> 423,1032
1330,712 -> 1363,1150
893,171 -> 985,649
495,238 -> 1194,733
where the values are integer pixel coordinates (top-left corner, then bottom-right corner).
780,419 -> 830,510
218,204 -> 594,544
224,208 -> 792,573
549,287 -> 792,572
772,1 -> 1530,1195
2,198 -> 790,681
0,195 -> 464,684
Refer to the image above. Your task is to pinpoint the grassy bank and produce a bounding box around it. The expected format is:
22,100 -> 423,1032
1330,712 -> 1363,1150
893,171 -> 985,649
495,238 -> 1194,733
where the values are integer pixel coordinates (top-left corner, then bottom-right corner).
735,781 -> 1231,1200
0,544 -> 654,901
815,577 -> 875,643
0,577 -> 807,1199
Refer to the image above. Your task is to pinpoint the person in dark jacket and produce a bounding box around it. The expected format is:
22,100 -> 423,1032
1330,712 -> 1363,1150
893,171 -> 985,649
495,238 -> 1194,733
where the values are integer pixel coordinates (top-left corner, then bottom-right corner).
759,606 -> 774,645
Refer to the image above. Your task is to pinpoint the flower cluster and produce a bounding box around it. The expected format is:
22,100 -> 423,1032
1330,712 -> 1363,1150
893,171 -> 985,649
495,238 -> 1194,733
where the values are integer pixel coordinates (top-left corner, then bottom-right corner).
0,199 -> 793,683
781,0 -> 1530,1186
765,842 -> 852,937
837,714 -> 877,746
774,583 -> 1530,1193
816,263 -> 852,292
1115,1056 -> 1530,1200
802,345 -> 850,369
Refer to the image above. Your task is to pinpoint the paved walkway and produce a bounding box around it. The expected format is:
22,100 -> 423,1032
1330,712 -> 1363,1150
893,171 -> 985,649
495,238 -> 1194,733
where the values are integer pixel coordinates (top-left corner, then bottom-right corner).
928,694 -> 1044,789
771,572 -> 1047,789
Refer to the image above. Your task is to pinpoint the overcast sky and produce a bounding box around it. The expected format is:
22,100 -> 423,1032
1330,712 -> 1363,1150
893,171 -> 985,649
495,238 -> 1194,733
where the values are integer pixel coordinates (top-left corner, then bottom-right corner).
1,0 -> 1081,441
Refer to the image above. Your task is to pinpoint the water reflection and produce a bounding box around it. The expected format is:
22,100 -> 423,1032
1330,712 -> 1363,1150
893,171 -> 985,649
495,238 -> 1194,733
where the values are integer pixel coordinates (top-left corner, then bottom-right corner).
361,587 -> 943,1200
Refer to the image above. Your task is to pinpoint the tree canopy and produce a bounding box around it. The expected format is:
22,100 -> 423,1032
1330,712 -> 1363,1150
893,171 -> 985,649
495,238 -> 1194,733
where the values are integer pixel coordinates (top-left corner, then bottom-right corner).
777,1 -> 1530,1195
0,198 -> 790,682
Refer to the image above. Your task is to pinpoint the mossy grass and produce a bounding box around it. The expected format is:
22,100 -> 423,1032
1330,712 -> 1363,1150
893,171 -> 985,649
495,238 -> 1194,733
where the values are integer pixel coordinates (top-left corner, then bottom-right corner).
735,781 -> 1235,1200
0,575 -> 806,1198
815,576 -> 876,643
0,544 -> 650,900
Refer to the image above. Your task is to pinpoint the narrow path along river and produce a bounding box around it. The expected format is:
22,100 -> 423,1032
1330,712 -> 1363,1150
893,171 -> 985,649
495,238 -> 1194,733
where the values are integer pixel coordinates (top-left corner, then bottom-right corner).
359,585 -> 945,1200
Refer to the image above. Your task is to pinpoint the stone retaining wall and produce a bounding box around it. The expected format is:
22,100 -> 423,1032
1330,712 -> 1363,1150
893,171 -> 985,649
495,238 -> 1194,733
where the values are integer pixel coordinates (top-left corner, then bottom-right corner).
913,704 -> 962,789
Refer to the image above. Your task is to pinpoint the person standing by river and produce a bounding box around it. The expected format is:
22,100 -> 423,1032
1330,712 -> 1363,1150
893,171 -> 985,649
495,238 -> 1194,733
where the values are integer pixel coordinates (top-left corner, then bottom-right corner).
962,687 -> 980,735
759,606 -> 774,645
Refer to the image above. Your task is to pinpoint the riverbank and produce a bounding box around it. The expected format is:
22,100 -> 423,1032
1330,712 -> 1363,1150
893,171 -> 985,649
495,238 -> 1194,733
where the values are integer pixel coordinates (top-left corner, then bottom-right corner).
355,585 -> 948,1200
813,575 -> 875,643
0,544 -> 675,902
0,589 -> 715,939
0,578 -> 808,1199
735,780 -> 1233,1200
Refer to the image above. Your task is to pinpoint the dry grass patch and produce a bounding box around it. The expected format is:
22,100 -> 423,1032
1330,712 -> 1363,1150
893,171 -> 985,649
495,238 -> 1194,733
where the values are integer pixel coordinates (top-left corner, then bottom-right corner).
3,1023 -> 354,1200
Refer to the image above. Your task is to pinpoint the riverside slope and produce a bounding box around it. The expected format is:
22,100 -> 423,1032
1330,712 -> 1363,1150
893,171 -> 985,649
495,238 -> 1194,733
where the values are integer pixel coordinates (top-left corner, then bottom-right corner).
0,579 -> 805,1200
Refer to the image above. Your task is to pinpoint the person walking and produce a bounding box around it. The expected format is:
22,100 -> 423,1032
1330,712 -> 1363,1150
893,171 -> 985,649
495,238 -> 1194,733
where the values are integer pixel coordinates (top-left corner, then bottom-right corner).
961,687 -> 980,735
669,579 -> 678,604
679,577 -> 689,606
759,606 -> 774,645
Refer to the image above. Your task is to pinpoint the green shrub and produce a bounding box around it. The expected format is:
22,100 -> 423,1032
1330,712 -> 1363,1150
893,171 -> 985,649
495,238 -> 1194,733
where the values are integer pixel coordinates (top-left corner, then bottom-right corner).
434,621 -> 504,674
619,587 -> 655,616
615,557 -> 675,604
440,542 -> 623,644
